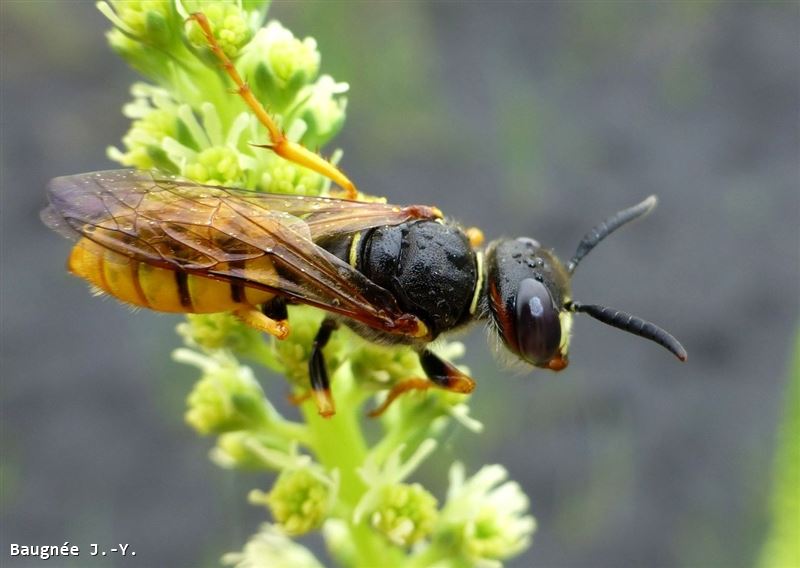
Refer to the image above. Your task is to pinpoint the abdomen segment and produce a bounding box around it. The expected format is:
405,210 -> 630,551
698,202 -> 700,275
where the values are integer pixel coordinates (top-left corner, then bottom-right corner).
67,238 -> 274,313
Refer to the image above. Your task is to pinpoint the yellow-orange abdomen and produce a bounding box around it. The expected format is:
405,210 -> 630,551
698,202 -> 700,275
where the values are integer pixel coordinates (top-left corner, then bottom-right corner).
67,239 -> 274,313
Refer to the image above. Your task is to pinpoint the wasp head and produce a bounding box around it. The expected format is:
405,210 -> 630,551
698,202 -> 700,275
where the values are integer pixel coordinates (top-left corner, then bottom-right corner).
484,196 -> 687,371
486,237 -> 572,370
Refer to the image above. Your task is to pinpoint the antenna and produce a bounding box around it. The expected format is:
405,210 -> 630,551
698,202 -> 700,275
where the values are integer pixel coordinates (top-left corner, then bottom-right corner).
567,195 -> 658,274
567,301 -> 687,361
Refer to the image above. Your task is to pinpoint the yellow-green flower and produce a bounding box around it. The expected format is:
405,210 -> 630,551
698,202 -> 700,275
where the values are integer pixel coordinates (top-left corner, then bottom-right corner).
177,313 -> 262,353
369,483 -> 438,547
264,22 -> 320,86
293,76 -> 349,149
212,432 -> 271,470
251,467 -> 337,535
184,146 -> 244,186
184,1 -> 252,59
239,21 -> 321,110
212,429 -> 314,475
222,523 -> 324,568
350,342 -> 421,388
354,440 -> 440,546
112,108 -> 177,170
99,0 -> 173,44
176,349 -> 267,435
107,83 -> 181,170
259,155 -> 326,196
438,463 -> 537,567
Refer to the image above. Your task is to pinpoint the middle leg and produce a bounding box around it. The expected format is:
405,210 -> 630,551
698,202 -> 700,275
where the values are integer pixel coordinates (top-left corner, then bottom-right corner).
308,318 -> 340,418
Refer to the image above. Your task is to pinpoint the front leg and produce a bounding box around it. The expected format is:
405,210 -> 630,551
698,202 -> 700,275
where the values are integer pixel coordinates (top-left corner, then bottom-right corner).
188,12 -> 358,199
368,348 -> 476,417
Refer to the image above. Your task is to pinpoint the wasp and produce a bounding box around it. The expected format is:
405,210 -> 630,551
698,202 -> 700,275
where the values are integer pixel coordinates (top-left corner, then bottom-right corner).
42,13 -> 686,418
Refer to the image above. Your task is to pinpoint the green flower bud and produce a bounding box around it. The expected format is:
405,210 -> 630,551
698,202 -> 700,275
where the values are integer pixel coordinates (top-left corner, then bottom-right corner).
105,27 -> 170,81
110,107 -> 178,171
184,146 -> 244,186
350,342 -> 421,388
211,430 -> 306,471
259,155 -> 325,196
105,26 -> 138,56
355,440 -> 440,546
252,468 -> 334,535
293,76 -> 348,149
177,349 -> 268,435
102,1 -> 173,40
239,21 -> 320,111
176,313 -> 263,354
99,1 -> 183,82
369,483 -> 438,547
185,2 -> 251,59
213,432 -> 269,470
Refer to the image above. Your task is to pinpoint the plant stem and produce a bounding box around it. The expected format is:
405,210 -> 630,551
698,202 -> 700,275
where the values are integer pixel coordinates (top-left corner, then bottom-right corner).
301,364 -> 400,566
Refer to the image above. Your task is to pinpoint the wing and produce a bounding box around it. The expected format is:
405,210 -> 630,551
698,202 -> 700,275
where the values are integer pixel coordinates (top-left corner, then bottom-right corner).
42,169 -> 439,336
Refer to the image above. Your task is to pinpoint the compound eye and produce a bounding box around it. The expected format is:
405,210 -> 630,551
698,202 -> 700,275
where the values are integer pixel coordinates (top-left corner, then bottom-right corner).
515,278 -> 561,365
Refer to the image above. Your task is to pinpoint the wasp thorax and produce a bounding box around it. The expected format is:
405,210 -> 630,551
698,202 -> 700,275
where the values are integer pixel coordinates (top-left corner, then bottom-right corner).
486,238 -> 572,369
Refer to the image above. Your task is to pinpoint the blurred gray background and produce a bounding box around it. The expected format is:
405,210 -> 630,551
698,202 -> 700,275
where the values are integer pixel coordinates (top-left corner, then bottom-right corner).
2,1 -> 798,567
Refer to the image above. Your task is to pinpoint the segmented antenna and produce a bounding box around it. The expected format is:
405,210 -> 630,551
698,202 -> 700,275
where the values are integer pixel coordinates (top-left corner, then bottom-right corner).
567,301 -> 687,361
567,195 -> 658,274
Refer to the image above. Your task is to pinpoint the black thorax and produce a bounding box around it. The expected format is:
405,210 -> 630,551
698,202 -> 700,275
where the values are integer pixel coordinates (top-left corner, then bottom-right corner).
319,220 -> 479,339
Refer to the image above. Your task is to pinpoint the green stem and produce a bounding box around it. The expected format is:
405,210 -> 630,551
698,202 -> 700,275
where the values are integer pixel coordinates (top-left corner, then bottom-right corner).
300,365 -> 400,566
370,403 -> 445,466
302,373 -> 368,503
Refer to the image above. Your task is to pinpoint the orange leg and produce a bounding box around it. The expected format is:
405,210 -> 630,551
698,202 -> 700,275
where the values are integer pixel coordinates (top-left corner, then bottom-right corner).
188,13 -> 358,199
368,349 -> 476,417
368,378 -> 432,418
233,306 -> 289,339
